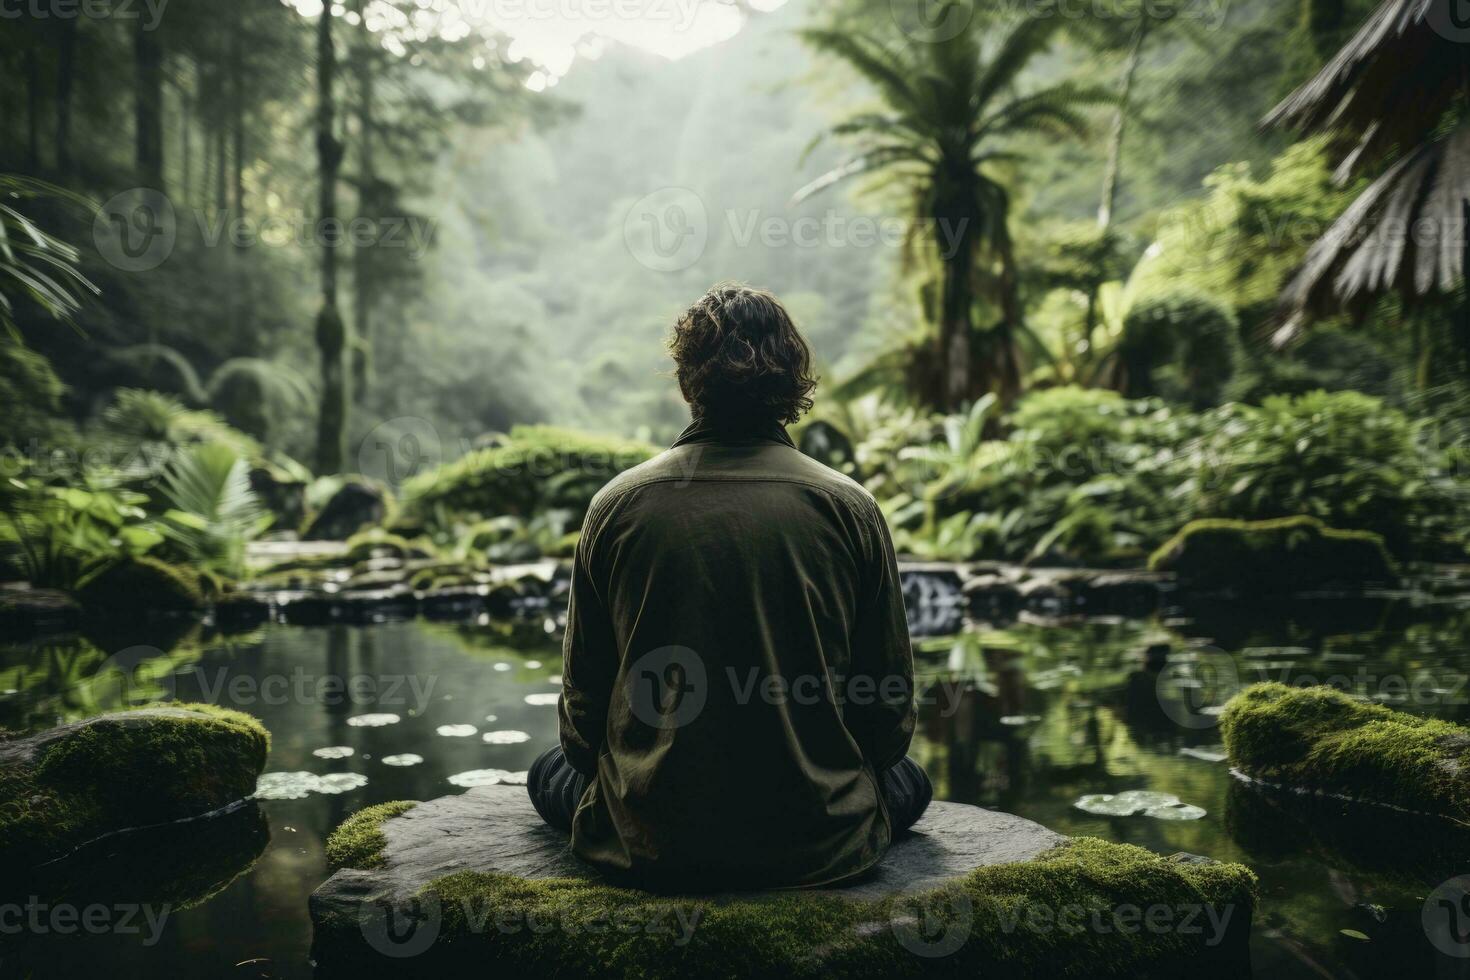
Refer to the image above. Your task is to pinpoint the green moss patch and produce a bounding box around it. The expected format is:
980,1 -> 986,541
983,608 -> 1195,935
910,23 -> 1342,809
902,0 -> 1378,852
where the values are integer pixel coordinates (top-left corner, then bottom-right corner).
1149,516 -> 1397,593
76,556 -> 206,614
0,703 -> 270,868
326,801 -> 419,870
316,837 -> 1255,978
1221,682 -> 1470,824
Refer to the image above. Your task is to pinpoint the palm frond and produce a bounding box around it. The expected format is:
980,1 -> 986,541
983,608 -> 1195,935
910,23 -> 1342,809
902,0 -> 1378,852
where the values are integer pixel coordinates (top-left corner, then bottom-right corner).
206,358 -> 316,411
796,29 -> 918,112
158,442 -> 267,577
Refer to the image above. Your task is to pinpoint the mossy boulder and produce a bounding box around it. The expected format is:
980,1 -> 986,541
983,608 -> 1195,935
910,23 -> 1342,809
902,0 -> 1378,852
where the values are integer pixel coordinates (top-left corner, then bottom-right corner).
303,479 -> 391,541
76,556 -> 206,614
0,704 -> 270,868
1148,516 -> 1397,594
1221,682 -> 1470,823
311,786 -> 1255,978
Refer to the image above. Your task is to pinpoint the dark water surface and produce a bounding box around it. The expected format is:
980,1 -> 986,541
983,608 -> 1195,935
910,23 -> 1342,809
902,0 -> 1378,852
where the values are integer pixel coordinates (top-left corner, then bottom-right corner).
4,595 -> 1470,977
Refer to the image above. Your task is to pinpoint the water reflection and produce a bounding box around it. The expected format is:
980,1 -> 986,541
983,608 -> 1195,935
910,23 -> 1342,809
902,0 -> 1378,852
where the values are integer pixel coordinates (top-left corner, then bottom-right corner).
4,596 -> 1470,977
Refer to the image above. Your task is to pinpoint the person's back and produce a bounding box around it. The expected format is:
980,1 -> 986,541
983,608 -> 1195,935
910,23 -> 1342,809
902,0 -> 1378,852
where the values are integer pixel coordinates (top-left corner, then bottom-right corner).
529,283 -> 930,891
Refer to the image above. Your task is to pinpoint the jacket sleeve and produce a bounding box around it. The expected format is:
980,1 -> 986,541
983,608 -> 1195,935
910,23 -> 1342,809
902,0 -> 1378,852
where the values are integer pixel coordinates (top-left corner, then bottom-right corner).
558,509 -> 620,777
846,497 -> 916,772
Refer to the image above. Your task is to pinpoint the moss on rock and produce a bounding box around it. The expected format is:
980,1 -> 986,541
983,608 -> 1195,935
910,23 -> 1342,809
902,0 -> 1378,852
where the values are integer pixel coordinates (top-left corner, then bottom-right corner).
1148,515 -> 1396,593
326,801 -> 419,870
314,835 -> 1255,978
0,703 -> 270,868
76,556 -> 206,614
1221,682 -> 1470,823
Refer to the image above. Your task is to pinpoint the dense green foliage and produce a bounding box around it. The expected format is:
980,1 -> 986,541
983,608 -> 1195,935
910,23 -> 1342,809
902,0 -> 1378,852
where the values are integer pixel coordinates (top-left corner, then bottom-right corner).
1222,683 -> 1470,824
867,387 -> 1465,564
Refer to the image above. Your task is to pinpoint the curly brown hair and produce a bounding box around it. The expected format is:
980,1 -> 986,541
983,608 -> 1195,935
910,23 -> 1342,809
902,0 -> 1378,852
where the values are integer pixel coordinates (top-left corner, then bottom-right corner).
668,283 -> 818,426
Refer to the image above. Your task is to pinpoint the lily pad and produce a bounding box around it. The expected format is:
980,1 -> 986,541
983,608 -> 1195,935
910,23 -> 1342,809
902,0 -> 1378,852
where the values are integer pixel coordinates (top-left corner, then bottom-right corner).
254,771 -> 368,800
448,768 -> 523,788
1144,802 -> 1207,820
382,754 -> 424,767
346,713 -> 400,728
1073,790 -> 1182,817
523,693 -> 558,706
482,730 -> 531,745
436,724 -> 478,737
313,746 -> 355,760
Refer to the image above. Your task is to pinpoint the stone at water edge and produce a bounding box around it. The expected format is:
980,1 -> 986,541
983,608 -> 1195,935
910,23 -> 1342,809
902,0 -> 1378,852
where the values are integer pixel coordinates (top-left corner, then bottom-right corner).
1221,681 -> 1470,823
0,705 -> 270,871
310,786 -> 1256,978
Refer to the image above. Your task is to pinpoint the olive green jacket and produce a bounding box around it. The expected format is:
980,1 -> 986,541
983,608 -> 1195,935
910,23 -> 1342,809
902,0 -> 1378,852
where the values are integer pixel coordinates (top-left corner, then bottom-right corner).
558,417 -> 915,890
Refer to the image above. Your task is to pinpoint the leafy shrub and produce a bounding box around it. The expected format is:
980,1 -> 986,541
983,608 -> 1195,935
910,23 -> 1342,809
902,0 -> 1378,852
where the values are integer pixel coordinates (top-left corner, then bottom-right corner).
1183,390 -> 1459,557
402,425 -> 654,528
858,386 -> 1465,564
0,337 -> 77,450
155,443 -> 270,578
100,388 -> 262,484
1119,290 -> 1239,407
0,475 -> 163,589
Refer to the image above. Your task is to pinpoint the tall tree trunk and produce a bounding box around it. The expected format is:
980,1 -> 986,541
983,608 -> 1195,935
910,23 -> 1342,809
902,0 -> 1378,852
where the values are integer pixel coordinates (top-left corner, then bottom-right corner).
55,18 -> 75,177
180,89 -> 192,205
315,5 -> 348,474
1085,18 -> 1149,348
352,5 -> 376,405
134,18 -> 164,189
939,237 -> 974,413
230,27 -> 245,220
214,122 -> 227,211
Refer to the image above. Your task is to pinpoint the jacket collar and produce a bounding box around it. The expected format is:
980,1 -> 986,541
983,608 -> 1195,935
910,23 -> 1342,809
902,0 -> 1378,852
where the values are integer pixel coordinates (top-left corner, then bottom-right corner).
671,414 -> 795,449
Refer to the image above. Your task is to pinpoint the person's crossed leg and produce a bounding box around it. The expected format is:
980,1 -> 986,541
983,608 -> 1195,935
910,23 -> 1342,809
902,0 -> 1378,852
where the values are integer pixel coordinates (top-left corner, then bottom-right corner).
529,745 -> 933,837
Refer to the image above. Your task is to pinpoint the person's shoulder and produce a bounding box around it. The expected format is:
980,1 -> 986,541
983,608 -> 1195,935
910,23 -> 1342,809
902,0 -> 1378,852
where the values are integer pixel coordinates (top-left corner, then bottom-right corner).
583,446 -> 697,516
773,446 -> 883,517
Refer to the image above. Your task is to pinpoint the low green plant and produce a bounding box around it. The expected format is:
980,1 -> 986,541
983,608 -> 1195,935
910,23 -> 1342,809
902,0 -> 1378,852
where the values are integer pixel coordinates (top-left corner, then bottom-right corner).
0,474 -> 164,589
156,443 -> 271,578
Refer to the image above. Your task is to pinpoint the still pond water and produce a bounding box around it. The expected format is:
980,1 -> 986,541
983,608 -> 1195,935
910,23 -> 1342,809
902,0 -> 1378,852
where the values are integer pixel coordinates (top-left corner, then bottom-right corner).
4,593 -> 1470,978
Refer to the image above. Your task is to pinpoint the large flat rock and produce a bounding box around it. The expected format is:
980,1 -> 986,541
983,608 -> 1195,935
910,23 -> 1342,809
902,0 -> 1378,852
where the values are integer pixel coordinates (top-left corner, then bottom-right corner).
312,786 -> 1064,921
310,788 -> 1255,978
